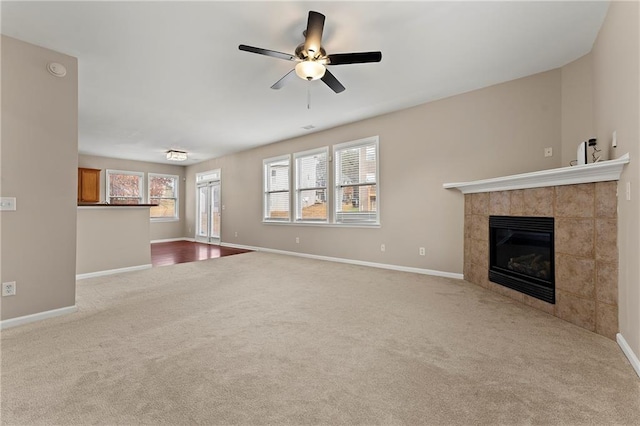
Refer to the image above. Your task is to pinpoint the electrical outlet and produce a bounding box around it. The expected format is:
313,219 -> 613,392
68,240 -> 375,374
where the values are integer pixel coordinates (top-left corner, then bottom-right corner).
544,147 -> 553,157
2,282 -> 16,297
419,247 -> 426,256
0,197 -> 16,211
234,231 -> 238,237
295,237 -> 300,244
380,244 -> 385,252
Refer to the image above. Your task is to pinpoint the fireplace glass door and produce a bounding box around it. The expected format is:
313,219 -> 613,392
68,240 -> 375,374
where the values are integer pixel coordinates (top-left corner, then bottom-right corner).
489,216 -> 555,303
493,229 -> 552,281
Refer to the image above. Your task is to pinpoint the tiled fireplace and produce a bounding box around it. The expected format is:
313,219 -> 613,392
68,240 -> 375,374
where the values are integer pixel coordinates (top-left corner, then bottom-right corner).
444,154 -> 629,340
463,182 -> 618,339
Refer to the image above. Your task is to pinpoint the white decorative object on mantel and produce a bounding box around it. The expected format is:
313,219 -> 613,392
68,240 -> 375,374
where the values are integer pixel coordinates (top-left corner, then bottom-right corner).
443,153 -> 630,194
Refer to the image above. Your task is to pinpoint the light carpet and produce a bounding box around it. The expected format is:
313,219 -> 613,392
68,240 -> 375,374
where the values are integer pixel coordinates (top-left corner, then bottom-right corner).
1,252 -> 639,425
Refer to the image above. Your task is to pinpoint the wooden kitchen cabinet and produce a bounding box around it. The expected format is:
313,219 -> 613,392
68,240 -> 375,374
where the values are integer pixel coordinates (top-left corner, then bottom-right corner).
78,168 -> 101,203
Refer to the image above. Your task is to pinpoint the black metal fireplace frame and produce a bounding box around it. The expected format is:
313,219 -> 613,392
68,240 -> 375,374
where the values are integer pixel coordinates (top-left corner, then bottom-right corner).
489,216 -> 555,304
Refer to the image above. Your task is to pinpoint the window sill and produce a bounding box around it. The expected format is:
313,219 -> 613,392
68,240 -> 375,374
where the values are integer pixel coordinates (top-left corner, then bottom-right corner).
150,218 -> 180,223
78,204 -> 158,209
263,220 -> 380,229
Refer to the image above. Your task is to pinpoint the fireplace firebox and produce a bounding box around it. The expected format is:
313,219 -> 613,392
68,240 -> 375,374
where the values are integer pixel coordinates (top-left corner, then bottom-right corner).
489,216 -> 555,304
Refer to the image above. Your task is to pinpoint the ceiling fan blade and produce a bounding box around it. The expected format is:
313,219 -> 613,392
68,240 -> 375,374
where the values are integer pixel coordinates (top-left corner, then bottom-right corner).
303,11 -> 325,58
238,44 -> 296,61
326,52 -> 382,65
270,69 -> 296,90
321,69 -> 345,93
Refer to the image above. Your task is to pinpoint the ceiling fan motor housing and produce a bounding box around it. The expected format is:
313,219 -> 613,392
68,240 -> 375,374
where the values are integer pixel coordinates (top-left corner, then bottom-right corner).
295,43 -> 326,60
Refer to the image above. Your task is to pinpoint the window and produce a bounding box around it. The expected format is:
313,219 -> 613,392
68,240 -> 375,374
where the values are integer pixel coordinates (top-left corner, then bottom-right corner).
106,170 -> 144,204
196,170 -> 220,183
149,173 -> 179,220
263,155 -> 290,221
294,148 -> 328,222
334,137 -> 379,224
261,136 -> 380,226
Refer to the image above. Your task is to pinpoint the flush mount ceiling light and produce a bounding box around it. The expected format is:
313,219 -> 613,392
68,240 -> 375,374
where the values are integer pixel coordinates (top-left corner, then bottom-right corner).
166,150 -> 188,161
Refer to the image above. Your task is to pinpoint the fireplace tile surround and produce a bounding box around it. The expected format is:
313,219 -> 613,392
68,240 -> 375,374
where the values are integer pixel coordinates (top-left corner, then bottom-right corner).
463,182 -> 619,339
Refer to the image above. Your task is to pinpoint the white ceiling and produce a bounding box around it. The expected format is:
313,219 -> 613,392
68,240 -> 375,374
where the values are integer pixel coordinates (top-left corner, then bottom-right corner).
1,1 -> 609,165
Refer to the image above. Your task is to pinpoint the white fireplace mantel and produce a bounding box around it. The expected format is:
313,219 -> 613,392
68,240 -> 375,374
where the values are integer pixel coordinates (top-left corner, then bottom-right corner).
443,153 -> 630,194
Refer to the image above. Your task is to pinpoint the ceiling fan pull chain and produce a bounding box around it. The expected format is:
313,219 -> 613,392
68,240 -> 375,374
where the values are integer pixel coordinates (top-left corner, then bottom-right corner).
307,85 -> 311,110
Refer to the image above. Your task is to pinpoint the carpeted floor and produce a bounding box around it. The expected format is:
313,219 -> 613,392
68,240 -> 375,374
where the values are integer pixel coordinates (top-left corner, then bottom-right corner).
1,252 -> 639,425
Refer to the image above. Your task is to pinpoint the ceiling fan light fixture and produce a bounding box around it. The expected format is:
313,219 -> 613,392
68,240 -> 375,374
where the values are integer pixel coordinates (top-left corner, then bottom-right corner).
295,61 -> 326,81
166,150 -> 188,161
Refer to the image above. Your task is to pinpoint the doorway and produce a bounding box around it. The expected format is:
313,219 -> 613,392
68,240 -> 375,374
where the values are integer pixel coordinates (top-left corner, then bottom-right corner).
195,170 -> 221,244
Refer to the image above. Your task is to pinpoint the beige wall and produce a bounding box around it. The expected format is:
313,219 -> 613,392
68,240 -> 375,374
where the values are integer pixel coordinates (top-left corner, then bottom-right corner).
186,70 -> 562,275
561,53 -> 595,166
78,154 -> 186,241
76,207 -> 151,275
0,36 -> 78,320
591,1 -> 640,361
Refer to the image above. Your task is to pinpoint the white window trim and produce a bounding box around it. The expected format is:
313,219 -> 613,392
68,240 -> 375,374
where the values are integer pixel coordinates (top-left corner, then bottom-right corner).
260,136 -> 380,227
263,155 -> 291,223
333,136 -> 380,226
196,169 -> 221,183
294,147 -> 329,224
106,169 -> 144,205
148,173 -> 179,222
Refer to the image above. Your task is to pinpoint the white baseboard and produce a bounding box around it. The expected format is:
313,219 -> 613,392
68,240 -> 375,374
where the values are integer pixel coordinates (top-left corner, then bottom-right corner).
221,242 -> 464,280
151,237 -> 194,244
0,305 -> 77,330
617,333 -> 640,378
76,264 -> 152,280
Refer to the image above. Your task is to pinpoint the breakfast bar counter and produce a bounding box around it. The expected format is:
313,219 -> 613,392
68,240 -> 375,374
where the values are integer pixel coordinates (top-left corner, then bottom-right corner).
76,204 -> 155,278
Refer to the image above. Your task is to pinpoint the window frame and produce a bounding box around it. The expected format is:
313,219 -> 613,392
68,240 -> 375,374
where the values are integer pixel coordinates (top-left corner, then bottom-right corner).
148,173 -> 180,222
333,136 -> 380,226
196,169 -> 221,183
263,155 -> 291,223
106,169 -> 144,205
261,136 -> 380,228
294,147 -> 329,223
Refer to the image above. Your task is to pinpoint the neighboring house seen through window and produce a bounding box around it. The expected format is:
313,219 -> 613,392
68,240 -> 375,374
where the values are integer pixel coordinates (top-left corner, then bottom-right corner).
294,148 -> 328,222
334,137 -> 379,224
262,136 -> 379,226
263,155 -> 290,221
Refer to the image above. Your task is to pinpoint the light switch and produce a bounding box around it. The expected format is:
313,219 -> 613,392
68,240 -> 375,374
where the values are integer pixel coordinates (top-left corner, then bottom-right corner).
626,182 -> 631,201
0,197 -> 16,211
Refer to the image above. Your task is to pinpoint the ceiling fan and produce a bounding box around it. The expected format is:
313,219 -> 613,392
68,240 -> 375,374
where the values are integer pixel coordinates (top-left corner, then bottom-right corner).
239,11 -> 382,94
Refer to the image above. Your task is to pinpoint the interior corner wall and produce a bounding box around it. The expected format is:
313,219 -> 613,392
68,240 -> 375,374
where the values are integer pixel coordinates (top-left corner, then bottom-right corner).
78,154 -> 186,241
186,69 -> 562,275
1,36 -> 78,320
561,53 -> 595,167
591,1 -> 640,363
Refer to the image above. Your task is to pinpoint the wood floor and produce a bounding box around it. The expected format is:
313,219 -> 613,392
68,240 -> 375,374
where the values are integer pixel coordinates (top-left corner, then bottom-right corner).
151,240 -> 251,267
